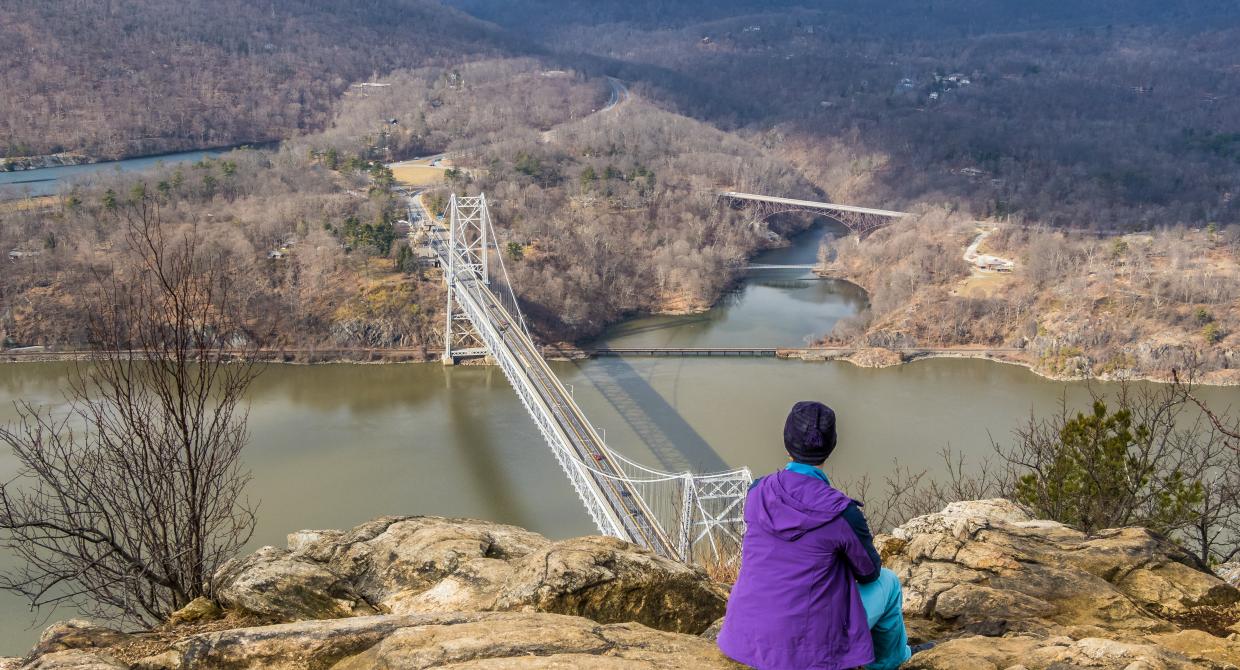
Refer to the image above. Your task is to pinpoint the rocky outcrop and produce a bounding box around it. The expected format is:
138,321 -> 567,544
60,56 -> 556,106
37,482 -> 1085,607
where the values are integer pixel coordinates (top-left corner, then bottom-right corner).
1216,562 -> 1240,588
4,621 -> 132,670
882,499 -> 1240,669
213,546 -> 378,621
213,516 -> 727,635
26,622 -> 131,660
150,612 -> 738,670
844,347 -> 904,368
14,613 -> 739,670
907,632 -> 1240,670
14,504 -> 1240,670
0,153 -> 92,172
166,599 -> 222,626
6,517 -> 735,670
21,650 -> 127,670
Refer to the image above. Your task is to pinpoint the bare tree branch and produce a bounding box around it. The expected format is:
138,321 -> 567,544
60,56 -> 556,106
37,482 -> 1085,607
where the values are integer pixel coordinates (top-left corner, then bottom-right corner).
0,199 -> 262,626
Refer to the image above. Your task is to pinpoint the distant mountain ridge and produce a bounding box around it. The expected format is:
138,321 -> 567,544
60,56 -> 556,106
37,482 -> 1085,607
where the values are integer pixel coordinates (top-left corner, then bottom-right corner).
447,0 -> 1240,34
0,0 -> 525,160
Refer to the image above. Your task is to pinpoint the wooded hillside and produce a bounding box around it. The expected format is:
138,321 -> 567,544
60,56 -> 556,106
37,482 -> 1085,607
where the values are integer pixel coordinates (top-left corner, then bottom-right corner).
0,0 -> 520,160
450,0 -> 1240,231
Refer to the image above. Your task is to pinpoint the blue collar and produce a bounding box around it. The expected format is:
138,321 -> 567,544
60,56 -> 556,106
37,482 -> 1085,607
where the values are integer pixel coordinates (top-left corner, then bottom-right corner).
785,461 -> 831,484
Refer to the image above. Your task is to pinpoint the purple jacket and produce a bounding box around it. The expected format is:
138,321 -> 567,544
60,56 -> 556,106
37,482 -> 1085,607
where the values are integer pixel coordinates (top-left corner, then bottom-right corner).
717,471 -> 876,669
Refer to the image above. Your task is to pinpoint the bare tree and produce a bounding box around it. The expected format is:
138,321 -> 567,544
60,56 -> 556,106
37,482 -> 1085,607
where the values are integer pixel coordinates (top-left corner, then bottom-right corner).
840,447 -> 1011,533
1175,369 -> 1240,447
0,200 -> 261,625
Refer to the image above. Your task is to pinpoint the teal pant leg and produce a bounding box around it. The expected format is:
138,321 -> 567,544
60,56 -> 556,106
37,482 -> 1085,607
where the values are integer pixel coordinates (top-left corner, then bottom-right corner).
858,568 -> 912,670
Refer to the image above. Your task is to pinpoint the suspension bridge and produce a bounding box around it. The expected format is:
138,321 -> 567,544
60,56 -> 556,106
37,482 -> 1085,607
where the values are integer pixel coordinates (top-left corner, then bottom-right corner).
416,193 -> 752,563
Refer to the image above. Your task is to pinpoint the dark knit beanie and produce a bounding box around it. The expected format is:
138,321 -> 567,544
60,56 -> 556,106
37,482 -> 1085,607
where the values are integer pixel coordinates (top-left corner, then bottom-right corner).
783,401 -> 837,465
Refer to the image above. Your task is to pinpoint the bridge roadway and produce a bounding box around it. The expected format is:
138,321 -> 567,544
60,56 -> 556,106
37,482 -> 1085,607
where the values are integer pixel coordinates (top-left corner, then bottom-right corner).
427,230 -> 679,558
587,346 -> 1025,358
593,347 -> 780,357
720,191 -> 910,219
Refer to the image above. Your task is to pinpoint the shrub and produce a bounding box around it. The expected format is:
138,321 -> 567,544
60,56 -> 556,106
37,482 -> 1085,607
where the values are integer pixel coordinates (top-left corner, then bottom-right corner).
1204,322 -> 1223,344
1011,399 -> 1203,535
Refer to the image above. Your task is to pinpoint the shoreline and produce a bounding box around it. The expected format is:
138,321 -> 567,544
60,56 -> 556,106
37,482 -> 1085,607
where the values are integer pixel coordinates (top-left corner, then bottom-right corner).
0,347 -> 439,365
1,141 -> 281,174
5,344 -> 1237,387
806,267 -> 1239,387
0,152 -> 95,172
797,346 -> 1240,387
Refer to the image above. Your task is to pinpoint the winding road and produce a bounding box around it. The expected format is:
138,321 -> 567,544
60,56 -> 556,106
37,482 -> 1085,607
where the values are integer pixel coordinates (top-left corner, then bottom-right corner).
602,77 -> 630,112
397,75 -> 630,172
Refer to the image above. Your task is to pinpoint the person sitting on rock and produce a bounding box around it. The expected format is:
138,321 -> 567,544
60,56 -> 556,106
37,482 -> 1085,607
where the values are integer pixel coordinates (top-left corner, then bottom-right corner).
717,400 -> 930,669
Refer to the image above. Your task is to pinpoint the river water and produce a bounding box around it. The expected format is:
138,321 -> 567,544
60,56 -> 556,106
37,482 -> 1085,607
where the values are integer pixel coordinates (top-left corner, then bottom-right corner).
0,224 -> 1235,652
0,148 -> 233,199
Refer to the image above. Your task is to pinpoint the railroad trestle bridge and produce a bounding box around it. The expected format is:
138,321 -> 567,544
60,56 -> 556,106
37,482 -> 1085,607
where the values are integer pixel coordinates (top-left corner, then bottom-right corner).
421,193 -> 752,563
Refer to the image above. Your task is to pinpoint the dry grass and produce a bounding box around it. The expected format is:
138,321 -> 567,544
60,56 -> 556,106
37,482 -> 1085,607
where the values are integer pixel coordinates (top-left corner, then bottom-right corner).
391,164 -> 449,187
107,610 -> 278,664
700,555 -> 740,585
954,270 -> 1015,297
0,195 -> 57,213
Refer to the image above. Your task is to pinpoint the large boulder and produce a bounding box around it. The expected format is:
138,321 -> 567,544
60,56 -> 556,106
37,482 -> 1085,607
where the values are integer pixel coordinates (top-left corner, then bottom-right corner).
1216,561 -> 1240,588
214,546 -> 377,621
906,632 -> 1239,670
20,650 -> 127,670
134,611 -> 742,670
884,499 -> 1240,669
489,536 -> 727,634
26,621 -> 130,659
213,516 -> 727,635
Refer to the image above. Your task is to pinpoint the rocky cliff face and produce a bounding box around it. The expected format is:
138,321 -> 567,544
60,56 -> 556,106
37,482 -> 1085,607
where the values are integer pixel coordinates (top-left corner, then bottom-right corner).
5,503 -> 1240,670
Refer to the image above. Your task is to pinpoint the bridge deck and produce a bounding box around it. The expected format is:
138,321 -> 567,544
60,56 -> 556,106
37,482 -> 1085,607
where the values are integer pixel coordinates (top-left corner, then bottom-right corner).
587,346 -> 1024,358
429,220 -> 679,558
720,191 -> 909,218
592,347 -> 778,357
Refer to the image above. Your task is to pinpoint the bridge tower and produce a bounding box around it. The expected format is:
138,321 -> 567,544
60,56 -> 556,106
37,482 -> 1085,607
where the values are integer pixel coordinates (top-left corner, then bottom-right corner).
443,194 -> 491,364
428,191 -> 752,565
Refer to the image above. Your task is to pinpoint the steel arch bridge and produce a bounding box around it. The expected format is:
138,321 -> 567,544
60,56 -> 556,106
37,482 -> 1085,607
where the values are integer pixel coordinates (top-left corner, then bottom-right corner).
720,191 -> 909,235
420,193 -> 752,563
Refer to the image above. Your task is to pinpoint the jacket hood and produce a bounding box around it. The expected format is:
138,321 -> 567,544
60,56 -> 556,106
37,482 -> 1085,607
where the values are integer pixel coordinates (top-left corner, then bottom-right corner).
749,470 -> 856,541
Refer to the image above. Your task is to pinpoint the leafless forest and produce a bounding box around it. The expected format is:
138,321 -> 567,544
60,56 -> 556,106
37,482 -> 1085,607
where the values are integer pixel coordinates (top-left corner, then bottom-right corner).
0,0 -> 515,160
0,147 -> 446,351
821,212 -> 1240,380
2,0 -> 1238,377
453,0 -> 1240,229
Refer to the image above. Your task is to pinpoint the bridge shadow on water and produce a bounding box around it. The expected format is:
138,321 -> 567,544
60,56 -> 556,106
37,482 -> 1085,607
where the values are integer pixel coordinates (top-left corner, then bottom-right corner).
443,366 -> 534,529
597,313 -> 713,342
570,355 -> 730,474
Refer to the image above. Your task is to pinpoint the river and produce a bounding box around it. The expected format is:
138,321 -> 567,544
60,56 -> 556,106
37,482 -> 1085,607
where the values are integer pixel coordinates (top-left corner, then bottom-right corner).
0,148 -> 236,199
0,223 -> 1235,652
